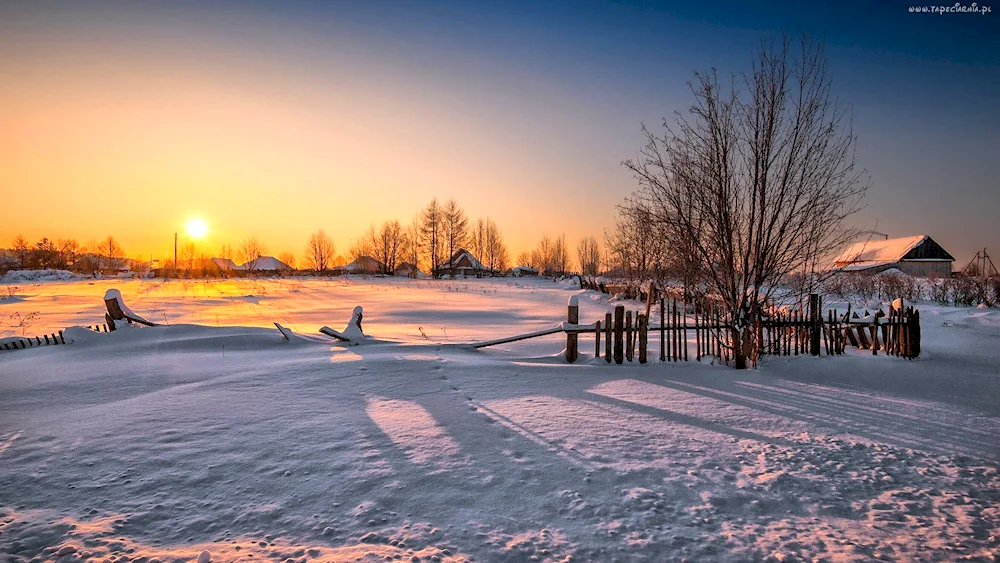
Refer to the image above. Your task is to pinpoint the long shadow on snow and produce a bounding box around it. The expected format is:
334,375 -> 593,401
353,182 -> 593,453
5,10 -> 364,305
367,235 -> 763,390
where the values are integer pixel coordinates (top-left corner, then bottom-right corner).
623,370 -> 1000,462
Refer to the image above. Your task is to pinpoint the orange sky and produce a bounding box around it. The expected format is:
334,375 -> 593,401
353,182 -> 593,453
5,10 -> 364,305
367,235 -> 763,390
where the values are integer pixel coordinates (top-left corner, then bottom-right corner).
0,7 -> 628,263
3,3 -> 997,267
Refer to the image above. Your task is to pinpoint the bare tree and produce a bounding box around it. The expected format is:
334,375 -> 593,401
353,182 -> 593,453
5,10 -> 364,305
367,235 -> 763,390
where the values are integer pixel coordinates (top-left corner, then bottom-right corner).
131,257 -> 151,277
483,218 -> 509,275
305,229 -> 335,272
239,236 -> 267,273
531,234 -> 569,276
349,236 -> 372,262
31,238 -> 57,269
57,238 -> 79,269
471,219 -> 486,267
605,202 -> 665,280
370,220 -> 405,274
404,216 -> 421,270
180,242 -> 198,276
421,198 -> 445,277
531,235 -> 553,274
278,251 -> 297,272
100,236 -> 126,274
552,234 -> 569,275
442,199 -> 469,276
577,236 -> 602,276
623,35 -> 867,368
516,251 -> 534,268
11,235 -> 29,267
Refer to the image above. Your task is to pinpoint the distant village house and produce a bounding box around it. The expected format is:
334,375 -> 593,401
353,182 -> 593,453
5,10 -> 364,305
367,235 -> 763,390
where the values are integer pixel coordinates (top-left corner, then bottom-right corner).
433,249 -> 485,278
834,235 -> 954,277
334,256 -> 384,275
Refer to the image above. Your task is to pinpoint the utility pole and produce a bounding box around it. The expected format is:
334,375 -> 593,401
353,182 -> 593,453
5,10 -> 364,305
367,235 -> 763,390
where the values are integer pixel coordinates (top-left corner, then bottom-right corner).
174,232 -> 178,279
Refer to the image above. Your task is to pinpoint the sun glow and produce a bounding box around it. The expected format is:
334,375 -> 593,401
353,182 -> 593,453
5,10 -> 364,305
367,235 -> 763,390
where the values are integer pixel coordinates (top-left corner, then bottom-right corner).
186,218 -> 209,239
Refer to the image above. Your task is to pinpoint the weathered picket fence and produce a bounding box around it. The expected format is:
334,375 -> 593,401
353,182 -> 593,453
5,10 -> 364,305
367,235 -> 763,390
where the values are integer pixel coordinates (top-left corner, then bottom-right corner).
754,297 -> 919,360
474,292 -> 921,365
0,330 -> 67,351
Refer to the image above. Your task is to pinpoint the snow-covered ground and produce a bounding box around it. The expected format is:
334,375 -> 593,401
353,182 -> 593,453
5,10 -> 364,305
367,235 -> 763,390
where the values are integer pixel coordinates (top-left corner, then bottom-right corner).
1,277 -> 999,562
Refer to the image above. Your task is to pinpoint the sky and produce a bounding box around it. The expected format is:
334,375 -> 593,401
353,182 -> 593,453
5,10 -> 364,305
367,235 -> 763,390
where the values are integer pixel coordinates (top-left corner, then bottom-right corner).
1,0 -> 997,267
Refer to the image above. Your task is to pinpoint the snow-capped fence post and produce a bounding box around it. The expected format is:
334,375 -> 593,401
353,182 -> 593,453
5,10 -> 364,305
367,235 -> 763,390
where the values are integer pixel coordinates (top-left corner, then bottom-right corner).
566,295 -> 579,363
613,305 -> 624,364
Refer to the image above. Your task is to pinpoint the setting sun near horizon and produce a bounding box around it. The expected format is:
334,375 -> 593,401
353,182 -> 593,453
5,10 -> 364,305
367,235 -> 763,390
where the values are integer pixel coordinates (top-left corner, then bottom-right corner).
186,218 -> 209,240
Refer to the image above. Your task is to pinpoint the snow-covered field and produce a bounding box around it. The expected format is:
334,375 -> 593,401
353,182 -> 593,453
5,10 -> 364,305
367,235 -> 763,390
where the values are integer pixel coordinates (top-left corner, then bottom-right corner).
2,277 -> 999,562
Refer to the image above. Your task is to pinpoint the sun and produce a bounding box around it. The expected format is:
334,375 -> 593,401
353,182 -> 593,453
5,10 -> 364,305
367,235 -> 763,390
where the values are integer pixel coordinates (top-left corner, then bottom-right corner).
186,218 -> 209,239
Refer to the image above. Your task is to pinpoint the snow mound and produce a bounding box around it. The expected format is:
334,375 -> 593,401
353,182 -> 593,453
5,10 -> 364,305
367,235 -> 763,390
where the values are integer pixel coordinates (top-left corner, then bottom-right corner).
1,269 -> 81,283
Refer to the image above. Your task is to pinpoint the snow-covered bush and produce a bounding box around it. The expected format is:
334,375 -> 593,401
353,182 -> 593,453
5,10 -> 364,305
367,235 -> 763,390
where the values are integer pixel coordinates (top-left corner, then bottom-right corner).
1,269 -> 80,283
875,271 -> 921,301
926,272 -> 951,303
950,276 -> 988,306
824,272 -> 877,303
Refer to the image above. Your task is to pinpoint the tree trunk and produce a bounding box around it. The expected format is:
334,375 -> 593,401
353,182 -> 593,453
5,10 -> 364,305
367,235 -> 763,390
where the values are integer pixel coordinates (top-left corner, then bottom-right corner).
732,326 -> 748,369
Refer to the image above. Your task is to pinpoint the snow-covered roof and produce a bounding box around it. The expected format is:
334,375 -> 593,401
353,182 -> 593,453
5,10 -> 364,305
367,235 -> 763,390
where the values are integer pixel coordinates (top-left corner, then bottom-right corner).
437,249 -> 484,272
512,265 -> 539,273
211,257 -> 240,271
834,235 -> 933,270
337,256 -> 384,272
244,256 -> 291,271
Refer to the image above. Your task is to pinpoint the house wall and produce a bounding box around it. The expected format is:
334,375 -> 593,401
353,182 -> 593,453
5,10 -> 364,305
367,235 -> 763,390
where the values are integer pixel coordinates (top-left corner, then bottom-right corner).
897,260 -> 953,277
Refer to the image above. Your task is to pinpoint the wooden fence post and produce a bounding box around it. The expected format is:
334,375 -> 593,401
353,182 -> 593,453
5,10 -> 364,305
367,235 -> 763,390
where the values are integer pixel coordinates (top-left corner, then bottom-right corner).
659,298 -> 665,362
682,301 -> 688,361
605,312 -> 612,363
566,295 -> 579,363
613,305 -> 624,365
809,294 -> 820,356
638,314 -> 648,364
672,301 -> 678,361
595,320 -> 601,360
625,311 -> 634,362
911,309 -> 921,358
695,301 -> 702,361
872,313 -> 879,356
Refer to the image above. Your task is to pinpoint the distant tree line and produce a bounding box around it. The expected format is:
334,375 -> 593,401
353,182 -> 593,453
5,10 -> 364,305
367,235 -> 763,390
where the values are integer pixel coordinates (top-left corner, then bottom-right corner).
2,234 -> 130,276
297,197 -> 611,279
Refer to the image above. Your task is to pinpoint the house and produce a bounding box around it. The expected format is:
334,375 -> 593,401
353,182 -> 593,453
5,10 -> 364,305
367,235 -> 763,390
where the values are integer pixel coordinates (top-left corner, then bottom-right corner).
250,256 -> 292,272
211,257 -> 240,271
511,265 -> 539,277
394,262 -> 421,278
833,235 -> 954,277
334,256 -> 384,275
433,248 -> 485,278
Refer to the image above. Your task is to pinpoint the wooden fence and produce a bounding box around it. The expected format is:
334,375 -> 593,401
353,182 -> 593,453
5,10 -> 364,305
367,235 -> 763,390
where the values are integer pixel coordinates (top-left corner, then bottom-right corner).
588,301 -> 732,364
0,330 -> 67,351
475,291 -> 922,364
577,280 -> 922,363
